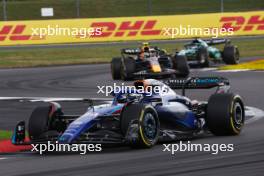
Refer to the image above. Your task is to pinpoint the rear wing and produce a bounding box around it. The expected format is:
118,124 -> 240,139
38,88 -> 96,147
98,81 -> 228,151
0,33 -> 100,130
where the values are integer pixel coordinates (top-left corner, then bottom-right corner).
121,48 -> 141,55
164,77 -> 230,96
204,39 -> 230,46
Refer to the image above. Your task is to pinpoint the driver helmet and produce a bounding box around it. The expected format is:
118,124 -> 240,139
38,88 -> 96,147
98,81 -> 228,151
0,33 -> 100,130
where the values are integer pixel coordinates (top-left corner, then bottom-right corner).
141,42 -> 150,52
192,38 -> 200,44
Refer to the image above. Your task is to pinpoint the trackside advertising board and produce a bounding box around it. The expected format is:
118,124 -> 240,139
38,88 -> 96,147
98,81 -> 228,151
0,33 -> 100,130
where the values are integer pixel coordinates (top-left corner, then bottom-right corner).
0,11 -> 263,46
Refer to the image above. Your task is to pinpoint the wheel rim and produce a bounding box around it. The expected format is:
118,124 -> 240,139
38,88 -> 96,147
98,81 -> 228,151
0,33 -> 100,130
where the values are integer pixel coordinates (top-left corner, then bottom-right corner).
111,64 -> 115,77
120,65 -> 126,80
235,49 -> 239,63
143,112 -> 157,140
233,102 -> 243,128
200,54 -> 205,63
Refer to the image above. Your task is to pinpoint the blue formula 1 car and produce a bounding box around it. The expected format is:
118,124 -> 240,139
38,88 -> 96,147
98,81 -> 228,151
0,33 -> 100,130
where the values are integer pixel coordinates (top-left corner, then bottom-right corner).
11,77 -> 245,148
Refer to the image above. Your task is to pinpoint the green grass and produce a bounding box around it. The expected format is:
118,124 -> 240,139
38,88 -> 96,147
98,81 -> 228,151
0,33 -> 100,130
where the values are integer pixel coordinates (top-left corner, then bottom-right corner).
1,0 -> 263,21
0,38 -> 263,68
0,130 -> 12,140
216,38 -> 264,58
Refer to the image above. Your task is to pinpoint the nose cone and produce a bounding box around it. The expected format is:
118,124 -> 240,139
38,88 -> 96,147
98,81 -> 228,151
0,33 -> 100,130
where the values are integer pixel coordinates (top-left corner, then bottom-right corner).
58,122 -> 87,143
58,112 -> 99,143
58,104 -> 124,143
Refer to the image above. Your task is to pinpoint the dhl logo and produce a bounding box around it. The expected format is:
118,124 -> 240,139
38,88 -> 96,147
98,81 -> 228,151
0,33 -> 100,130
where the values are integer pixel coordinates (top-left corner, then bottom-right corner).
90,20 -> 162,37
0,25 -> 31,41
220,15 -> 264,31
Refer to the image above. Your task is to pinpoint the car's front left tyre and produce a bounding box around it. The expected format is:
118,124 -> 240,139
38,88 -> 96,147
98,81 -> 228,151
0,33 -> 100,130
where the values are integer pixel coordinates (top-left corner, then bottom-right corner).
28,106 -> 51,140
28,104 -> 62,140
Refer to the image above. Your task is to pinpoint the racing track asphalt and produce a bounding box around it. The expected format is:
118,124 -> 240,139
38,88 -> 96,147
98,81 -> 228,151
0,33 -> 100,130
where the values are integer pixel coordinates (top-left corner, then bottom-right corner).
0,57 -> 263,176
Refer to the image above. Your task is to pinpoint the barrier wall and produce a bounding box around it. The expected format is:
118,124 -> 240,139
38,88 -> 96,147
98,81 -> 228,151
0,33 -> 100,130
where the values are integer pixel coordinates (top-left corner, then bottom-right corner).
0,11 -> 263,46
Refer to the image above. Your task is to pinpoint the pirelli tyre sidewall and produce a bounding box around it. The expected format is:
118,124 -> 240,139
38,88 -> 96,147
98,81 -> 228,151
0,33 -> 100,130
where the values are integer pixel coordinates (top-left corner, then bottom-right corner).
121,57 -> 136,80
111,57 -> 122,80
222,45 -> 240,65
28,106 -> 51,140
197,47 -> 210,67
138,105 -> 160,148
121,104 -> 160,148
206,93 -> 245,136
172,55 -> 190,77
28,103 -> 62,140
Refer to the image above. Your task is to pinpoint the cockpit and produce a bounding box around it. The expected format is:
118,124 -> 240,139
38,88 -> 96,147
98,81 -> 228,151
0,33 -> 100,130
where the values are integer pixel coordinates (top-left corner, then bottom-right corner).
184,39 -> 208,49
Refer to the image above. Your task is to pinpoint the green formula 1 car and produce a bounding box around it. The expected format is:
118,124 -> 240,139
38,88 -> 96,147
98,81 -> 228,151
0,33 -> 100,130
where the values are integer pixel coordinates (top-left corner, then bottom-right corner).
175,38 -> 240,67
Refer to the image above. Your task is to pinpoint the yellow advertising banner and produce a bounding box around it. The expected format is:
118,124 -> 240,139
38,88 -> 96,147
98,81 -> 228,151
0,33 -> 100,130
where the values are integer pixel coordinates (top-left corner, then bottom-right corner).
0,11 -> 263,46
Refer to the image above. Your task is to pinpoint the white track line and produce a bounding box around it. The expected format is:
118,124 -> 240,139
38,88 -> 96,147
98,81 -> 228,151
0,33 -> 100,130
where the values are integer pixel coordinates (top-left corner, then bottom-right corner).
0,158 -> 7,160
191,68 -> 217,72
245,106 -> 264,124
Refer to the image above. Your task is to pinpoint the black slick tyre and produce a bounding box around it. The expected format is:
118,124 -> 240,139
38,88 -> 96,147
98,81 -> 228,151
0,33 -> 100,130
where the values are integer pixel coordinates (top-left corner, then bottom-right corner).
111,57 -> 122,80
172,55 -> 190,77
28,106 -> 51,140
121,57 -> 136,81
206,93 -> 245,136
120,104 -> 160,148
222,45 -> 240,65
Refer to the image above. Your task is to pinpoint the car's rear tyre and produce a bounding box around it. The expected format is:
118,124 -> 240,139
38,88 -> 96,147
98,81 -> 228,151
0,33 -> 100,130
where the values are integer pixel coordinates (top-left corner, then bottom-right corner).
206,93 -> 245,136
121,57 -> 136,81
222,45 -> 239,65
172,55 -> 190,77
197,47 -> 209,67
158,57 -> 172,68
111,57 -> 122,80
120,104 -> 160,148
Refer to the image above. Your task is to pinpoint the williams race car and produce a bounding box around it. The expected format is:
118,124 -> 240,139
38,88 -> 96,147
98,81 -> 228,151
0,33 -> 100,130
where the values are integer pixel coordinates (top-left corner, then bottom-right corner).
111,43 -> 190,80
175,38 -> 240,67
11,77 -> 245,148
